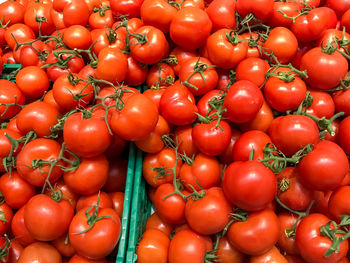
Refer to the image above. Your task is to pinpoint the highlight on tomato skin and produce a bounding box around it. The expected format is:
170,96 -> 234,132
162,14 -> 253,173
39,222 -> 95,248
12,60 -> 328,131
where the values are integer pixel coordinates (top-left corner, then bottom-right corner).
0,0 -> 350,262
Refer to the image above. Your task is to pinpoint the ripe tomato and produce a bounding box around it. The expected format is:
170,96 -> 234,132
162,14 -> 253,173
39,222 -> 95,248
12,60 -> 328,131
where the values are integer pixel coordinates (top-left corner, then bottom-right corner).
16,101 -> 60,138
296,213 -> 348,263
69,206 -> 121,259
270,1 -> 300,28
306,89 -> 335,119
24,194 -> 74,241
24,1 -> 55,35
170,7 -> 212,50
235,0 -> 274,22
124,56 -> 148,86
250,246 -> 288,263
62,0 -> 90,27
240,100 -> 274,133
0,80 -> 25,120
52,234 -> 76,258
227,209 -> 280,255
0,202 -> 12,236
298,140 -> 349,191
342,9 -> 350,33
328,186 -> 350,223
223,80 -> 263,123
223,160 -> 277,211
339,116 -> 350,156
110,0 -> 143,18
169,47 -> 198,76
90,28 -> 126,56
64,155 -> 108,195
16,138 -> 64,187
16,40 -> 52,67
327,0 -> 350,18
18,242 -> 62,263
109,192 -> 124,218
102,158 -> 127,193
0,129 -> 22,173
300,47 -> 348,90
4,23 -> 35,50
206,29 -> 248,70
206,0 -> 236,31
0,171 -> 35,209
63,25 -> 92,50
76,192 -> 112,212
16,66 -> 49,99
277,212 -> 300,255
46,179 -> 80,210
0,1 -> 25,26
216,235 -> 246,263
219,128 -> 242,165
63,110 -> 112,158
268,115 -> 319,156
68,254 -> 108,262
145,212 -> 174,237
146,63 -> 175,88
136,229 -> 170,263
89,7 -> 113,30
236,57 -> 270,88
11,206 -> 36,246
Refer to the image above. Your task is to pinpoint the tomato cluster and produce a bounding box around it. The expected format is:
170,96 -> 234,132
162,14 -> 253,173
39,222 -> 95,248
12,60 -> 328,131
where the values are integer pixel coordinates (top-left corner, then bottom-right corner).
1,0 -> 350,262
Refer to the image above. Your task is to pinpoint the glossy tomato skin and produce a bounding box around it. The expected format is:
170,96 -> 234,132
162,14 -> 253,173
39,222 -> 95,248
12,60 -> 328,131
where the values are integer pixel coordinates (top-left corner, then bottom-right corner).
192,120 -> 231,156
300,47 -> 348,90
145,212 -> 174,237
236,57 -> 270,88
11,206 -> 36,246
270,1 -> 300,28
0,202 -> 13,236
4,23 -> 35,50
124,56 -> 148,87
69,207 -> 121,259
223,80 -> 263,123
90,28 -> 126,56
339,116 -> 350,156
0,1 -> 25,25
185,187 -> 232,235
136,229 -> 170,263
298,140 -> 349,191
0,80 -> 25,120
268,115 -> 319,156
170,7 -> 212,50
52,234 -> 76,258
216,235 -> 246,263
63,110 -> 112,158
160,83 -> 198,126
223,160 -> 277,211
235,0 -> 274,22
206,0 -> 236,31
278,212 -> 300,255
109,192 -> 124,218
328,186 -> 350,222
110,0 -> 143,18
169,47 -> 198,76
24,194 -> 74,241
250,246 -> 288,263
18,242 -> 62,263
219,129 -> 242,165
76,192 -> 112,212
16,138 -> 64,187
227,209 -> 280,255
296,213 -> 348,263
24,1 -> 55,35
342,9 -> 350,33
306,89 -> 335,119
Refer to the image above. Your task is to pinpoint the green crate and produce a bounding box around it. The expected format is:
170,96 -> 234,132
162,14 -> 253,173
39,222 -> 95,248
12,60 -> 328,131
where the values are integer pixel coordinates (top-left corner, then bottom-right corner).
116,143 -> 137,263
1,64 -> 21,82
126,148 -> 152,263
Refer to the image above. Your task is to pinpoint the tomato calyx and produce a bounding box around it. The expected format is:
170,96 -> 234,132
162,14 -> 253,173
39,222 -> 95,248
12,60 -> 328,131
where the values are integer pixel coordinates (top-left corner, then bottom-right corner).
320,215 -> 350,257
278,177 -> 290,192
72,192 -> 118,235
93,5 -> 111,17
260,142 -> 313,173
0,235 -> 10,262
167,0 -> 182,10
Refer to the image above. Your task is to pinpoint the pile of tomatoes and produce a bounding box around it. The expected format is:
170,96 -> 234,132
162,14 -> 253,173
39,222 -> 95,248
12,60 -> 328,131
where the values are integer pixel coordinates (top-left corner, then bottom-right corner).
1,0 -> 350,262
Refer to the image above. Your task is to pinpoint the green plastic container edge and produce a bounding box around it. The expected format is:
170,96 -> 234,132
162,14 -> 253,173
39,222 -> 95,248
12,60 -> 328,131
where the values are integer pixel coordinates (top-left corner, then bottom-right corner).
1,64 -> 21,81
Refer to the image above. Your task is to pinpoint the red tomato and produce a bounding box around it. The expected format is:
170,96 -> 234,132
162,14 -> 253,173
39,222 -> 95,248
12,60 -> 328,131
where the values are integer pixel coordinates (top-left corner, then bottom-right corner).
0,1 -> 25,26
146,63 -> 175,88
4,23 -> 35,50
18,242 -> 62,263
306,89 -> 335,119
219,128 -> 242,165
62,0 -> 90,27
0,202 -> 13,236
170,7 -> 212,50
16,66 -> 49,99
342,9 -> 350,33
76,192 -> 112,212
328,186 -> 350,222
110,0 -> 143,18
174,125 -> 199,158
236,57 -> 270,88
270,1 -> 300,28
206,0 -> 236,31
52,234 -> 76,258
124,56 -> 148,86
16,40 -> 52,67
88,7 -> 113,29
11,206 -> 36,246
277,212 -> 300,255
327,0 -> 350,18
0,128 -> 22,173
145,212 -> 174,237
216,235 -> 246,263
339,116 -> 350,156
227,209 -> 280,255
102,159 -> 127,193
109,192 -> 124,218
235,0 -> 274,22
24,1 -> 55,35
63,25 -> 92,50
169,47 -> 198,76
223,160 -> 277,211
90,28 -> 126,56
298,140 -> 349,191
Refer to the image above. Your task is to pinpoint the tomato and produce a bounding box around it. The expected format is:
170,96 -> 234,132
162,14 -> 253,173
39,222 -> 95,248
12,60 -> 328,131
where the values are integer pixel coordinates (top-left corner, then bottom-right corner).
0,1 -> 25,26
89,7 -> 113,30
15,66 -> 49,99
235,0 -> 274,22
52,234 -> 76,258
17,41 -> 51,68
270,1 -> 300,28
216,235 -> 246,263
173,125 -> 199,158
10,239 -> 24,263
206,29 -> 248,70
170,7 -> 212,50
169,47 -> 198,76
227,209 -> 280,255
339,116 -> 350,156
50,8 -> 66,29
109,192 -> 124,218
145,212 -> 174,237
197,89 -> 222,117
130,26 -> 168,65
296,213 -> 348,263
240,100 -> 274,133
46,179 -> 80,210
185,187 -> 232,235
146,63 -> 175,88
135,115 -> 170,153
327,0 -> 350,18
263,27 -> 298,63
110,0 -> 143,18
143,88 -> 166,110
79,65 -> 97,80
264,72 -> 307,112
62,0 -> 90,27
223,80 -> 264,123
159,82 -> 198,126
124,56 -> 148,86
63,110 -> 112,158
317,29 -> 350,53
90,28 -> 126,56
68,254 -> 108,262
312,190 -> 332,217
16,138 -> 64,187
0,128 -> 22,173
285,255 -> 308,263
233,130 -> 271,162
328,185 -> 350,223
206,0 -> 236,31
277,212 -> 300,255
219,128 -> 242,164
69,206 -> 121,259
4,23 -> 35,50
64,155 -> 108,195
250,246 -> 288,263
76,191 -> 113,212
53,73 -> 94,111
333,87 -> 350,117
277,167 -> 313,211
11,207 -> 36,246
0,80 -> 23,120
24,1 -> 55,35
18,242 -> 62,263
142,148 -> 182,188
301,47 -> 348,90
16,101 -> 60,138
111,94 -> 158,141
180,153 -> 220,192
63,25 -> 92,50
342,9 -> 350,33
306,89 -> 335,119
0,202 -> 12,236
102,159 -> 127,193
0,171 -> 35,209
236,57 -> 270,88
154,183 -> 188,224
298,140 -> 349,191
96,47 -> 128,83
168,229 -> 210,263
2,52 -> 16,65
136,229 -> 170,263
223,160 -> 277,211
268,115 -> 319,156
